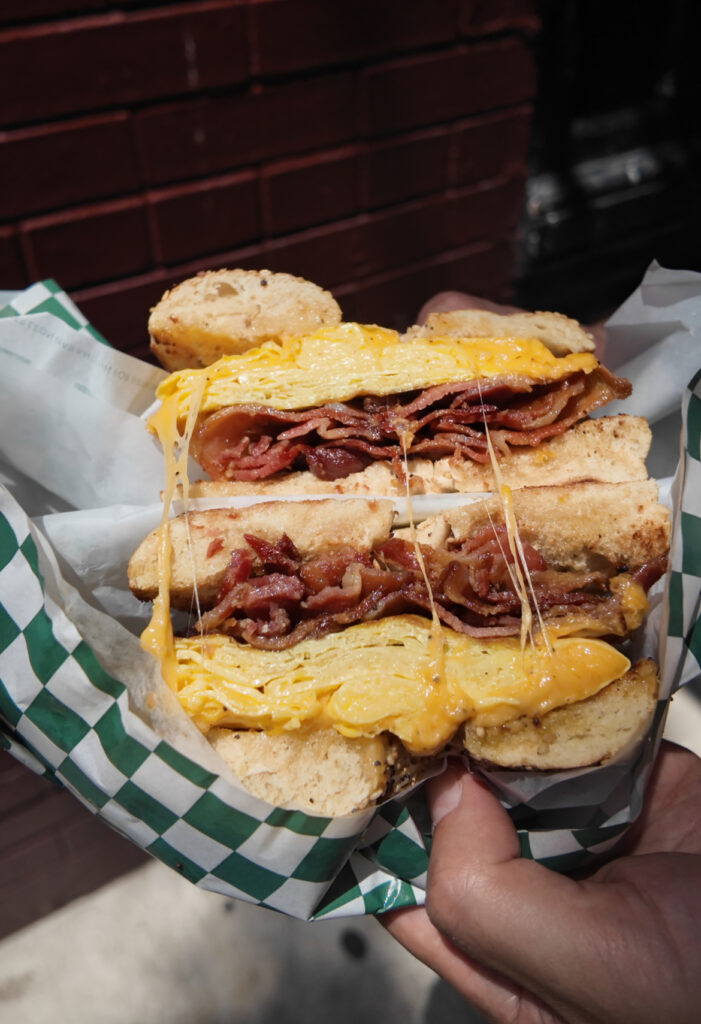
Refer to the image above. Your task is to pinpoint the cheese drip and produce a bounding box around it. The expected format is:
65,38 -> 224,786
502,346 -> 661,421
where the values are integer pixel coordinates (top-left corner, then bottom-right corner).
151,323 -> 599,423
172,617 -> 631,756
477,379 -> 551,655
140,376 -> 207,690
399,430 -> 445,686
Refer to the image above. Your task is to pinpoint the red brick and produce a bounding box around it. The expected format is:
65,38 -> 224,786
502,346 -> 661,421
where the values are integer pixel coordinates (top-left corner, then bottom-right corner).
73,270 -> 177,358
263,221 -> 357,290
362,39 -> 537,138
0,784 -> 84,855
251,0 -> 459,76
150,171 -> 260,266
460,0 -> 539,37
262,147 -> 359,236
0,225 -> 27,287
350,239 -> 513,328
362,128 -> 452,210
454,106 -> 533,186
332,283 -> 357,322
0,749 -> 58,816
445,176 -> 527,249
0,0 -> 147,24
362,49 -> 465,140
0,113 -> 140,220
352,178 -> 524,279
0,824 -> 69,934
0,2 -> 249,127
21,197 -> 152,289
136,73 -> 356,186
352,199 -> 450,279
0,754 -> 147,939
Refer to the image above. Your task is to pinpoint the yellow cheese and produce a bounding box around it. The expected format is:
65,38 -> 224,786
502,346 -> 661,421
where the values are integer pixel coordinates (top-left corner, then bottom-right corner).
171,616 -> 630,756
140,378 -> 208,690
609,576 -> 649,632
150,322 -> 599,424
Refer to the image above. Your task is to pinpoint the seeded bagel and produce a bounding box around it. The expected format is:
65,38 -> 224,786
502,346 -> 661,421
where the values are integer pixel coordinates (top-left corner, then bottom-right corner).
208,727 -> 407,815
462,660 -> 659,769
404,308 -> 595,355
148,268 -> 342,370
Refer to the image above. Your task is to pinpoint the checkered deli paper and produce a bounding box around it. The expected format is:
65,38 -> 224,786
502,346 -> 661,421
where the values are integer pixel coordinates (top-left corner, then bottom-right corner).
0,267 -> 699,920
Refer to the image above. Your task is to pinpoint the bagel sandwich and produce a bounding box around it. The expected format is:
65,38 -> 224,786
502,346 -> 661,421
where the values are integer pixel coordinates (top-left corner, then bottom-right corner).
145,305 -> 645,498
129,487 -> 669,815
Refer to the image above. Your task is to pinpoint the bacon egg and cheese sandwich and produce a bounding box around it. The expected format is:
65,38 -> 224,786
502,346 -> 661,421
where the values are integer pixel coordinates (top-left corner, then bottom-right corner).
128,487 -> 669,816
146,270 -> 648,498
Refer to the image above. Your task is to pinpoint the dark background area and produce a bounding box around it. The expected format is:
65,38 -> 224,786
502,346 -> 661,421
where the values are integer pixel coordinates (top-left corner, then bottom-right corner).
517,0 -> 701,323
1,0 -> 699,937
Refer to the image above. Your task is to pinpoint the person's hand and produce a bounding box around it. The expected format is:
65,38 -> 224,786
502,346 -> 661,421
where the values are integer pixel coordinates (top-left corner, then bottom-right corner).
382,740 -> 701,1024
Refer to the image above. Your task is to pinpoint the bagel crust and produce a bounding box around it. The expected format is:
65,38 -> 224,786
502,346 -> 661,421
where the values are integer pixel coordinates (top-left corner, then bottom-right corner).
404,308 -> 595,355
127,497 -> 395,608
148,268 -> 342,371
208,727 -> 401,816
461,660 -> 659,769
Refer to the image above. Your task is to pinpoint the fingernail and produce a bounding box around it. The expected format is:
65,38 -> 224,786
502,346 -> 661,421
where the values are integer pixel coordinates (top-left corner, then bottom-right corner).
429,767 -> 465,828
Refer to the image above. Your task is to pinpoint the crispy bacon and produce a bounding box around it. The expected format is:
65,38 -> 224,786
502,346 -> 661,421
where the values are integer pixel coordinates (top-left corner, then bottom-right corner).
190,368 -> 632,482
305,447 -> 370,480
243,533 -> 300,574
630,555 -> 667,592
191,524 -> 651,650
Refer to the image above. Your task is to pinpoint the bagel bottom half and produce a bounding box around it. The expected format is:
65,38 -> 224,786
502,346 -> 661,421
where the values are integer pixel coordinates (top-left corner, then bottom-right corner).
461,659 -> 659,771
208,727 -> 419,817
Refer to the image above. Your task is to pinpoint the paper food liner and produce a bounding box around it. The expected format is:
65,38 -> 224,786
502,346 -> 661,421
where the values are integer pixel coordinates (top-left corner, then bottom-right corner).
0,268 -> 699,920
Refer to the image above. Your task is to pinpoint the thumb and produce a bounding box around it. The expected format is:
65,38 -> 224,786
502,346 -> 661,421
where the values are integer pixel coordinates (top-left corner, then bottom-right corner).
428,762 -> 521,863
425,765 -> 598,1013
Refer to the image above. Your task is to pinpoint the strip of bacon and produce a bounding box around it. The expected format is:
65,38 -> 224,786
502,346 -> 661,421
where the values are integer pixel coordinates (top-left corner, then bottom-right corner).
189,526 -> 660,651
190,368 -> 631,482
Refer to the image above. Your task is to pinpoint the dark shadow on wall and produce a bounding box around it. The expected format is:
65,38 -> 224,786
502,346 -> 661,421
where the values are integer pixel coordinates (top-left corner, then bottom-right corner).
515,0 -> 701,324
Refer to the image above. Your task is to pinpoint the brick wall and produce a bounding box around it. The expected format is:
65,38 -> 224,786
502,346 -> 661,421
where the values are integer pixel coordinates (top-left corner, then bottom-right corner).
0,0 -> 538,934
1,0 -> 538,362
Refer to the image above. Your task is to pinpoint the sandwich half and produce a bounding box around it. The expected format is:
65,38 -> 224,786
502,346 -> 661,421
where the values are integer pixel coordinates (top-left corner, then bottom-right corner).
147,318 -> 642,497
129,487 -> 669,814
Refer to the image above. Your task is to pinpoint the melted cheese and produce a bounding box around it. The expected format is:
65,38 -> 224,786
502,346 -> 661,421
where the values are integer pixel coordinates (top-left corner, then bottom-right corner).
477,380 -> 550,655
399,430 -> 445,687
140,377 -> 208,690
150,323 -> 599,424
609,576 -> 649,631
171,617 -> 630,756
